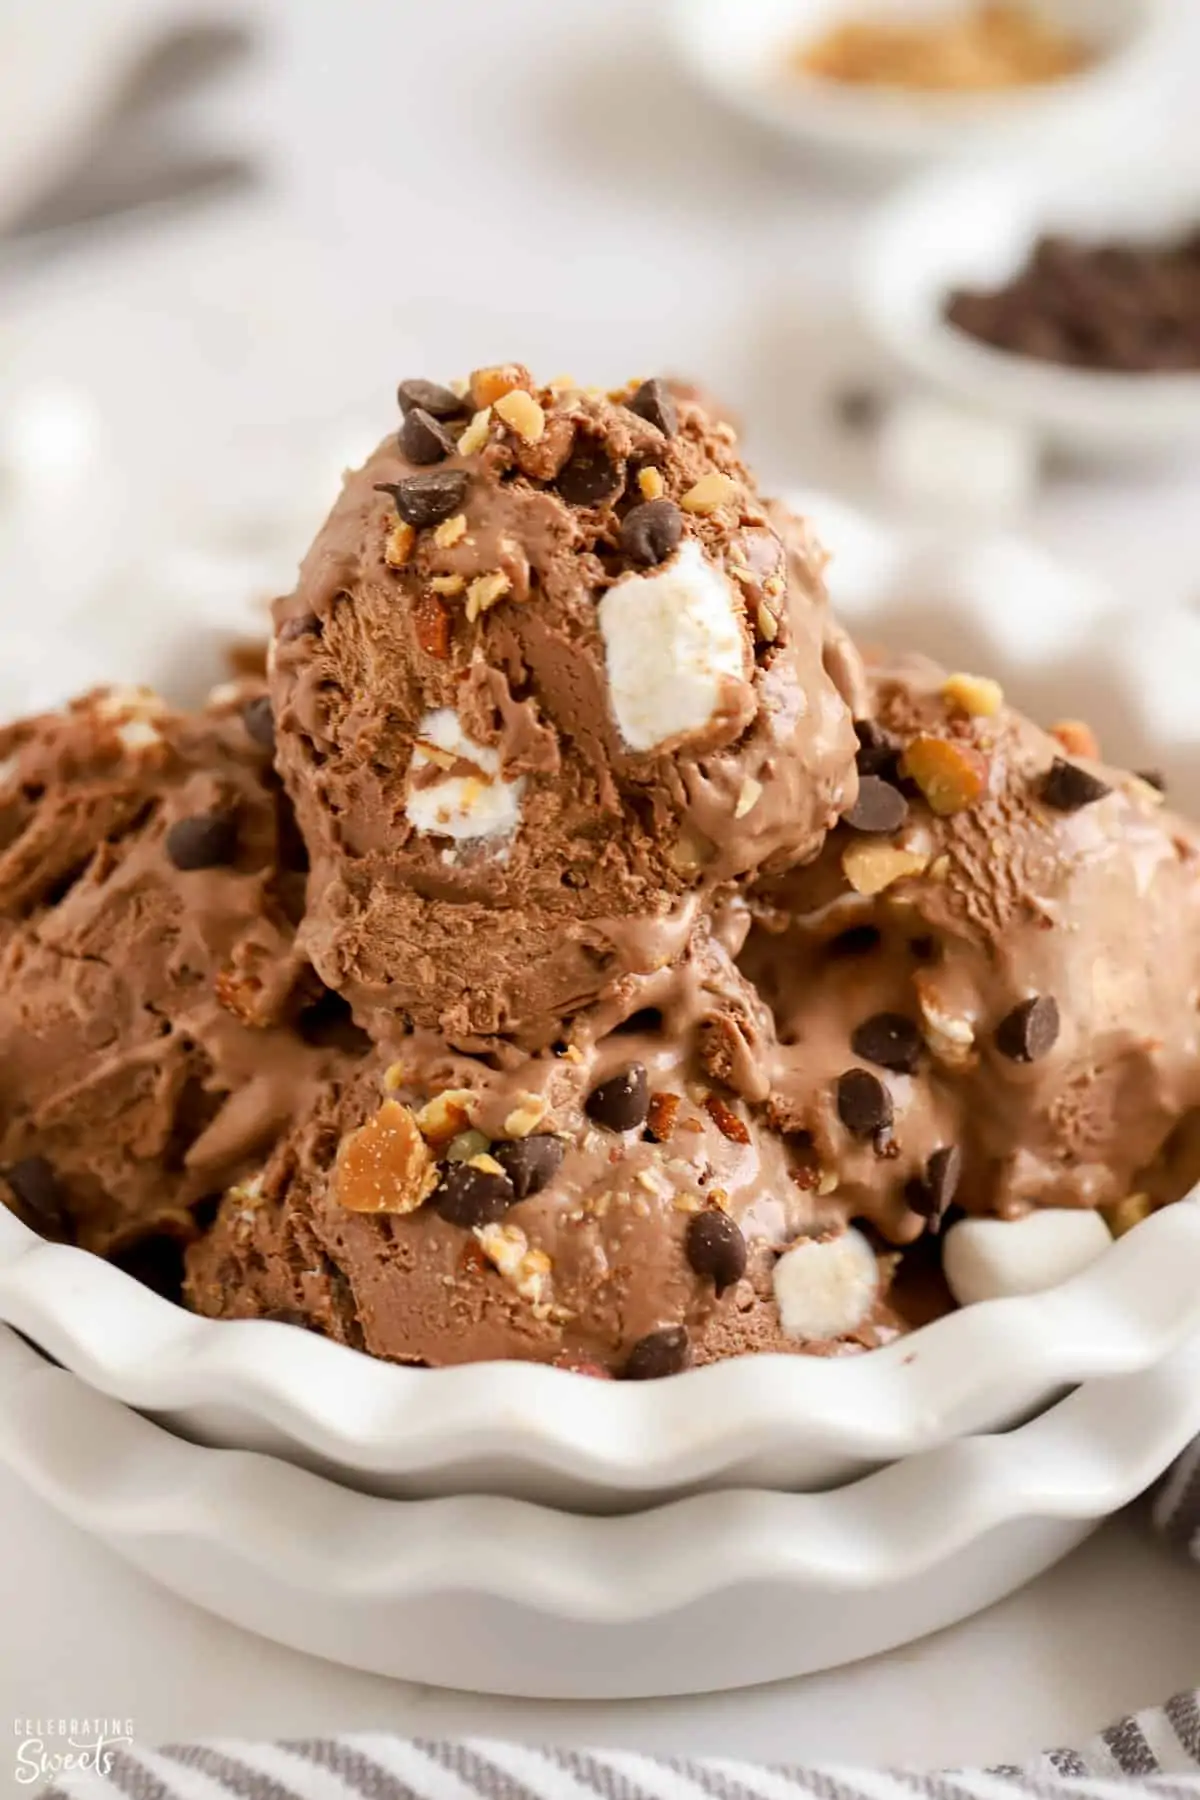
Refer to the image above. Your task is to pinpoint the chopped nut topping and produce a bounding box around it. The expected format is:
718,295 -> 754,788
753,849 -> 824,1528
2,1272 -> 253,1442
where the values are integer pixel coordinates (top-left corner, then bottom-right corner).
456,409 -> 493,457
413,591 -> 452,660
681,471 -> 740,514
214,966 -> 267,1028
635,1167 -> 663,1194
429,573 -> 466,597
1102,1193 -> 1152,1238
816,1168 -> 840,1197
116,719 -> 163,755
842,841 -> 929,896
447,1128 -> 491,1164
412,736 -> 457,770
474,1220 -> 551,1303
915,974 -> 976,1067
434,512 -> 469,548
503,1094 -> 549,1138
415,1089 -> 476,1146
1050,719 -> 1100,760
638,466 -> 665,501
645,1091 -> 681,1142
385,520 -> 417,568
561,1043 -> 584,1065
734,775 -> 763,819
468,1151 -> 507,1177
470,363 -> 534,408
756,603 -> 779,643
494,388 -> 546,444
335,1100 -> 438,1215
95,685 -> 167,723
901,735 -> 989,815
704,1093 -> 752,1145
762,573 -> 785,600
465,570 -> 512,622
942,671 -> 1003,717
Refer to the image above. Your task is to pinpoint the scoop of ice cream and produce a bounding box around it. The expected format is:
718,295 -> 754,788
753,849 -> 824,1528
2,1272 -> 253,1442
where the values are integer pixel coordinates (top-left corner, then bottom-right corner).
269,367 -> 860,1050
186,932 -> 903,1372
742,653 -> 1200,1237
0,681 -> 365,1258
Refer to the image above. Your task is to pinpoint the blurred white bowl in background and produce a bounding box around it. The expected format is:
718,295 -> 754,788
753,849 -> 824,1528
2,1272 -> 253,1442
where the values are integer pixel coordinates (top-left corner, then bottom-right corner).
859,162 -> 1200,457
666,0 -> 1175,174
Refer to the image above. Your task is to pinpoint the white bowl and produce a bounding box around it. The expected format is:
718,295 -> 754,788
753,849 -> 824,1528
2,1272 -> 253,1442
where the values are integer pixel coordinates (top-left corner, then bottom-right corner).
5,1319 -> 1200,1697
860,162 -> 1200,456
666,0 -> 1174,174
4,1199 -> 1200,1510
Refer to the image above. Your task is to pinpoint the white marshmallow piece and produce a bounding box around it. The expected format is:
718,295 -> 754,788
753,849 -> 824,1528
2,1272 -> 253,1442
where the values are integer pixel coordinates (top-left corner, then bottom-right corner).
599,540 -> 746,752
406,708 -> 525,842
942,1209 -> 1112,1309
773,1227 -> 879,1343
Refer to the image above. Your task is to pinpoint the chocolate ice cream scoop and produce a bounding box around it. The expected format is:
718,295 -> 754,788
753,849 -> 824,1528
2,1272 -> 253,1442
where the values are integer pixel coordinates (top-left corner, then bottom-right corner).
0,681 -> 365,1259
743,654 -> 1200,1235
185,931 -> 903,1373
269,368 -> 860,1051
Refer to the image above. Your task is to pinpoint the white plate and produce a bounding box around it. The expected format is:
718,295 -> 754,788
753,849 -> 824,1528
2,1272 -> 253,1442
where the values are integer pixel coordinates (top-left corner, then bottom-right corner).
4,1320 -> 1199,1697
4,1199 -> 1200,1510
666,0 -> 1174,174
860,162 -> 1200,456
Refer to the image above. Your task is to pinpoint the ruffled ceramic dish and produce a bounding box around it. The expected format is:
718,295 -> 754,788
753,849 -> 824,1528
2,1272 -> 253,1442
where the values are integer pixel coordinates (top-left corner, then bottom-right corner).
4,1319 -> 1200,1695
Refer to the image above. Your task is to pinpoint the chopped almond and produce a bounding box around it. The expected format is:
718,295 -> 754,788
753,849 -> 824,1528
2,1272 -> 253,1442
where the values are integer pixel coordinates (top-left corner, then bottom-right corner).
1051,719 -> 1101,760
645,1091 -> 681,1143
384,521 -> 416,568
470,364 -> 534,408
901,735 -> 989,816
494,388 -> 546,444
414,1089 -> 476,1146
681,471 -> 740,515
842,841 -> 929,897
704,1093 -> 751,1145
413,592 -> 452,660
942,672 -> 1003,718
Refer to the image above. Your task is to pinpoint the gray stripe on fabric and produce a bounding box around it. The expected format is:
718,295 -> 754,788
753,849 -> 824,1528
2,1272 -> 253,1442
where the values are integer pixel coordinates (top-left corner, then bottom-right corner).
160,1744 -> 312,1800
1166,1693 -> 1200,1766
281,1740 -> 426,1800
894,1769 -> 995,1800
415,1740 -> 543,1800
541,1747 -> 669,1800
1102,1718 -> 1161,1776
98,1749 -> 182,1800
1046,1753 -> 1089,1779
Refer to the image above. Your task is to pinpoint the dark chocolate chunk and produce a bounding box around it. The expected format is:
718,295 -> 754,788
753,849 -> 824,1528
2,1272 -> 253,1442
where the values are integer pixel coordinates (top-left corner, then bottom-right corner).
6,1156 -> 69,1238
619,498 -> 683,567
432,1161 -> 516,1229
836,1068 -> 894,1139
854,720 -> 901,780
686,1209 -> 747,1295
995,995 -> 1060,1063
844,775 -> 908,834
628,377 -> 678,438
909,1145 -> 963,1225
850,1012 -> 922,1074
623,1325 -> 691,1380
491,1134 -> 566,1201
555,439 -> 624,507
242,694 -> 275,751
400,407 -> 457,466
278,612 -> 320,643
1039,758 -> 1112,813
397,378 -> 467,420
585,1064 -> 649,1132
376,470 -> 469,528
165,811 -> 239,872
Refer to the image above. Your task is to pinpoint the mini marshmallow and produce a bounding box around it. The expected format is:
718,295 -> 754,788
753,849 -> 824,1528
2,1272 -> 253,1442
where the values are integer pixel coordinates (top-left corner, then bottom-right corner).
406,708 -> 525,841
772,1226 -> 879,1342
599,540 -> 746,752
942,1208 -> 1112,1308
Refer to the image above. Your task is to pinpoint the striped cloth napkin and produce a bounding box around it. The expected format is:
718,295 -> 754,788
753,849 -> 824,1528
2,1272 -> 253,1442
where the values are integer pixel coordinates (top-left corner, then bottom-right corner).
36,1462 -> 1200,1800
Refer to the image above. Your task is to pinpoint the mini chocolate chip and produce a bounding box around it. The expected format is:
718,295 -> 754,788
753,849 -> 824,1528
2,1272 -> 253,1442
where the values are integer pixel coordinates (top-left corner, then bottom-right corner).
6,1156 -> 69,1237
278,612 -> 320,643
400,407 -> 457,466
620,498 -> 683,566
623,1325 -> 691,1380
850,1012 -> 922,1074
844,776 -> 908,834
836,1068 -> 894,1139
242,695 -> 275,751
555,439 -> 624,507
995,995 -> 1060,1063
432,1161 -> 515,1228
686,1209 -> 747,1295
165,811 -> 239,871
854,720 -> 901,779
585,1064 -> 650,1132
1039,758 -> 1112,812
397,378 -> 467,420
1137,768 -> 1167,793
376,470 -> 469,528
628,377 -> 679,438
492,1135 -> 566,1200
908,1145 -> 963,1225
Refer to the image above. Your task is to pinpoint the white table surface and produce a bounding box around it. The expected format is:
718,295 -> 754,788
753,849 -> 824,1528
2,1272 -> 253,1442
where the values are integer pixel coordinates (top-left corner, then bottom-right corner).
3,0 -> 1200,1778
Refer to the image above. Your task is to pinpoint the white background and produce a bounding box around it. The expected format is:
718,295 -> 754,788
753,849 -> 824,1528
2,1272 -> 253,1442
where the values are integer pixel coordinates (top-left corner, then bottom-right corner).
2,0 -> 1200,1781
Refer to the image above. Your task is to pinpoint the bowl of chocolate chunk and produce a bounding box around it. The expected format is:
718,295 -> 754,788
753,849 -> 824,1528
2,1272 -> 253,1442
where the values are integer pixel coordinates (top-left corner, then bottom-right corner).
862,161 -> 1200,455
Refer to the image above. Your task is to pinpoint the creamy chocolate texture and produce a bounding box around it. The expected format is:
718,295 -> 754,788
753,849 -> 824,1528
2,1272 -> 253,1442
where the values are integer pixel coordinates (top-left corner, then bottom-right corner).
0,682 -> 362,1257
269,369 -> 859,1049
